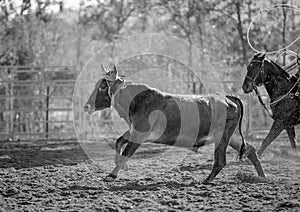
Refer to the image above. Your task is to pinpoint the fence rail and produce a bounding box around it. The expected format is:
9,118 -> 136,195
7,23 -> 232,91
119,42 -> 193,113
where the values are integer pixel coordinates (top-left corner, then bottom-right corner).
0,65 -> 273,141
0,66 -> 77,140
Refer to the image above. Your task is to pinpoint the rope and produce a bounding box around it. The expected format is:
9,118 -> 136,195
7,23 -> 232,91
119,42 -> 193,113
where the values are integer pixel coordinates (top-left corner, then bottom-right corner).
274,49 -> 297,62
270,76 -> 300,106
253,87 -> 273,118
253,76 -> 300,119
283,58 -> 299,73
247,4 -> 300,117
247,4 -> 300,55
275,50 -> 300,73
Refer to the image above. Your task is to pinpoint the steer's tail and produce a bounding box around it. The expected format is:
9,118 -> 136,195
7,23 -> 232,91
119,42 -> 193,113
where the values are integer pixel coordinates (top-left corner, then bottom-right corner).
235,97 -> 246,160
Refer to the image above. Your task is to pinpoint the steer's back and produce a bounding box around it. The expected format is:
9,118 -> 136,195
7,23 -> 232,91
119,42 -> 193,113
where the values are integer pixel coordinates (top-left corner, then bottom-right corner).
127,86 -> 241,148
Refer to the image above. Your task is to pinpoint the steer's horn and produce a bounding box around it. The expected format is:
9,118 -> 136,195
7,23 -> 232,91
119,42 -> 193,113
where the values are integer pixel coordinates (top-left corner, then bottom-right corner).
101,64 -> 107,73
112,64 -> 118,75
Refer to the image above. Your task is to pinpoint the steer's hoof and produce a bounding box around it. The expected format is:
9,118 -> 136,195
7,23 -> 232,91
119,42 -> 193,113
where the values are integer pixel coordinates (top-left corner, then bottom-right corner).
103,174 -> 117,182
291,148 -> 298,153
202,180 -> 216,186
202,180 -> 210,185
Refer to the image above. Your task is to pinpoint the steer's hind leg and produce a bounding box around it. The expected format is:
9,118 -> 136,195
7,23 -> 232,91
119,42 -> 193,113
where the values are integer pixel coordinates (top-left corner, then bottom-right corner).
203,137 -> 228,184
203,124 -> 236,184
104,141 -> 140,182
229,140 -> 265,178
285,126 -> 297,150
203,118 -> 238,184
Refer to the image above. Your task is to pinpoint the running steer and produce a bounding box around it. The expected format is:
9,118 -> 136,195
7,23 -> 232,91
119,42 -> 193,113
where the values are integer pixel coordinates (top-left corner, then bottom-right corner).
84,65 -> 265,183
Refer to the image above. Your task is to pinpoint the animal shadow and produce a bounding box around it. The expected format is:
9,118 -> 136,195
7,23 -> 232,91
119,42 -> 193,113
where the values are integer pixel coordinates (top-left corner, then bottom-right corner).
108,180 -> 194,192
0,140 -> 89,168
177,163 -> 213,171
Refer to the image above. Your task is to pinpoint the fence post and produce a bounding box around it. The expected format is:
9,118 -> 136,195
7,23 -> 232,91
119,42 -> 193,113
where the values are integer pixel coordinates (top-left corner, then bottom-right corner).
45,85 -> 50,139
8,68 -> 13,139
167,63 -> 172,92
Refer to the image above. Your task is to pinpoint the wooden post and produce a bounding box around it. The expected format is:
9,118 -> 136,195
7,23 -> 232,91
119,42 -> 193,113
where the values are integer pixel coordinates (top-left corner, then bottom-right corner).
167,63 -> 172,93
8,68 -> 13,140
282,1 -> 287,66
192,74 -> 196,94
45,85 -> 50,139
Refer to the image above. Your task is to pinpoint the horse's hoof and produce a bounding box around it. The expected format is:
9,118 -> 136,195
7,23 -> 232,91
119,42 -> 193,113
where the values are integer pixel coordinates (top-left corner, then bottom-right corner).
104,174 -> 117,182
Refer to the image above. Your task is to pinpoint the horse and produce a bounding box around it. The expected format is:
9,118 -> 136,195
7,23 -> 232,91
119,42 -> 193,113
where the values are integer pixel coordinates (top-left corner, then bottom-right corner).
242,52 -> 300,157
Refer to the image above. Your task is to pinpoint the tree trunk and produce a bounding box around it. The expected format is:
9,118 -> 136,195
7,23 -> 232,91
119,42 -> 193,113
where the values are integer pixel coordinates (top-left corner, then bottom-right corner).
235,1 -> 248,65
281,1 -> 287,66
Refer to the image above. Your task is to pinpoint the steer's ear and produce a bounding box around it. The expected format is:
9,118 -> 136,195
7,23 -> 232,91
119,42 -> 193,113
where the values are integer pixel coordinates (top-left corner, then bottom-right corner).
103,64 -> 118,81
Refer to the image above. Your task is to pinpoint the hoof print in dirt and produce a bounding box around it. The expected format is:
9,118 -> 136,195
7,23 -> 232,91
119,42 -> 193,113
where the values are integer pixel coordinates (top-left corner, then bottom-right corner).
2,187 -> 19,197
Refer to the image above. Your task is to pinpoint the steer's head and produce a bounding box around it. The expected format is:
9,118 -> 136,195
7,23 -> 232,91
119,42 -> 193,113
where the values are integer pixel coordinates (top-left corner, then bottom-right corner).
84,64 -> 124,114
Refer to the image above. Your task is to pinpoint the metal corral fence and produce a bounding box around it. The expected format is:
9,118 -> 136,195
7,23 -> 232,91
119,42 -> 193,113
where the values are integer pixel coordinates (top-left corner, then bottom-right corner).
0,66 -> 77,140
0,66 -> 272,141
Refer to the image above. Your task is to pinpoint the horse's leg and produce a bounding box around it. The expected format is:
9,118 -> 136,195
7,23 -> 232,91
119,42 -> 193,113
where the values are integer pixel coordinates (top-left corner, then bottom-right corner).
257,121 -> 284,157
285,126 -> 297,150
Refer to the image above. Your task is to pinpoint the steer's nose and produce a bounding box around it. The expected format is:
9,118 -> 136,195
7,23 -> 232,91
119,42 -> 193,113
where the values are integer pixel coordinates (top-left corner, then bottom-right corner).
83,104 -> 91,111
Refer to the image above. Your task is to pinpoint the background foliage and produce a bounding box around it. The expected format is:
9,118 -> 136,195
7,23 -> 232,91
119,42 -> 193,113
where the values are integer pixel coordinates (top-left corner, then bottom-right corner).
1,0 -> 299,68
0,0 -> 300,139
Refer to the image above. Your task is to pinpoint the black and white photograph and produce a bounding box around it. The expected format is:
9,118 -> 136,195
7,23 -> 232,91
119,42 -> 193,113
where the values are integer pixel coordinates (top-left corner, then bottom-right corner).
0,0 -> 300,211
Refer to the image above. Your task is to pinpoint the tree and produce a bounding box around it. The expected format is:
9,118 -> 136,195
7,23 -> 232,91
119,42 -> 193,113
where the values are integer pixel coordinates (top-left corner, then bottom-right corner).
156,0 -> 215,93
0,0 -> 62,66
0,0 -> 65,138
81,0 -> 135,41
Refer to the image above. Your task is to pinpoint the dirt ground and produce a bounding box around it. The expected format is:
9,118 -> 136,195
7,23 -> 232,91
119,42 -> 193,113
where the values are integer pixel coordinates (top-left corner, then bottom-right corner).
0,136 -> 300,211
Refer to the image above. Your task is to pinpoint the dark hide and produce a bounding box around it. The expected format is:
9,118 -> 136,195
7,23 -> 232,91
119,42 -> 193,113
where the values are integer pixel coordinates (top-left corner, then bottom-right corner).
118,84 -> 237,148
242,53 -> 300,157
85,68 -> 265,183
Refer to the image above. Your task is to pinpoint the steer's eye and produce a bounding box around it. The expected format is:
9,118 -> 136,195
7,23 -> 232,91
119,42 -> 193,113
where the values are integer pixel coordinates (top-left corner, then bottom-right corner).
99,85 -> 107,91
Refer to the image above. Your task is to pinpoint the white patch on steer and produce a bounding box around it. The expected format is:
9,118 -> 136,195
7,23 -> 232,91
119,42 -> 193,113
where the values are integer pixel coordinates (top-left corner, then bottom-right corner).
172,99 -> 200,148
129,110 -> 167,144
147,110 -> 167,141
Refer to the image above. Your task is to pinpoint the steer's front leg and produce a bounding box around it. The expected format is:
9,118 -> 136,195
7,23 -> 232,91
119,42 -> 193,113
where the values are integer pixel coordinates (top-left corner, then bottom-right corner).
104,141 -> 141,182
115,131 -> 130,170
